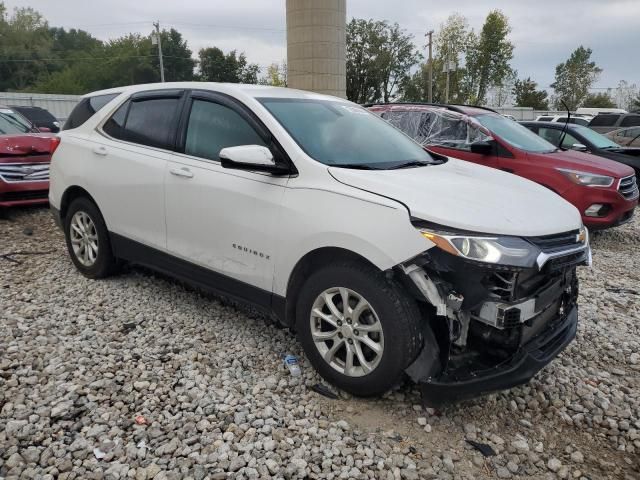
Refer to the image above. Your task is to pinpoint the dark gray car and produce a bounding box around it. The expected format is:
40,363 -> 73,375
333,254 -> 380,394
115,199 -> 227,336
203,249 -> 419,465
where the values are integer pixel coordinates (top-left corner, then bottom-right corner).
588,113 -> 640,134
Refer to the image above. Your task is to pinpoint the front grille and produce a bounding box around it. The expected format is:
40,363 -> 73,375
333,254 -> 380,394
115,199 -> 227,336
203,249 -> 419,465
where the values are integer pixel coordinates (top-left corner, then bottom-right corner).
0,163 -> 50,183
528,230 -> 582,254
544,250 -> 588,272
0,190 -> 49,202
619,175 -> 639,200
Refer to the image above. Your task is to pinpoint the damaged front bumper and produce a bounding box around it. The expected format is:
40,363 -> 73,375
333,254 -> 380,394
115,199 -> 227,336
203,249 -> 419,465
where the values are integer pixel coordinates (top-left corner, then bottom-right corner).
418,305 -> 577,406
398,231 -> 588,406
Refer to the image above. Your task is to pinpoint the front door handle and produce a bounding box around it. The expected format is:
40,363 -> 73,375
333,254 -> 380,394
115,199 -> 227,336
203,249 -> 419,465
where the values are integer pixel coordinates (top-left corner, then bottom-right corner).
93,146 -> 108,156
169,167 -> 194,178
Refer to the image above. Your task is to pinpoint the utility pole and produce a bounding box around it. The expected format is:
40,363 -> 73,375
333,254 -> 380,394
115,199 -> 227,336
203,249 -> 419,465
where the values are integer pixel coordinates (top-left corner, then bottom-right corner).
445,44 -> 450,103
425,30 -> 434,103
152,21 -> 165,83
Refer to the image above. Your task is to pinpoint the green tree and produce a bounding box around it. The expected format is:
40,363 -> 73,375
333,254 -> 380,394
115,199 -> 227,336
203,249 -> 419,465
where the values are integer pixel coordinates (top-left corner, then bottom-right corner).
633,93 -> 640,112
400,13 -> 472,103
198,47 -> 259,83
512,77 -> 549,109
463,10 -> 514,105
0,3 -> 53,91
551,46 -> 602,110
347,19 -> 420,103
346,19 -> 386,103
377,23 -> 421,102
582,92 -> 616,108
260,62 -> 287,86
102,34 -> 156,86
49,27 -> 102,56
154,28 -> 195,81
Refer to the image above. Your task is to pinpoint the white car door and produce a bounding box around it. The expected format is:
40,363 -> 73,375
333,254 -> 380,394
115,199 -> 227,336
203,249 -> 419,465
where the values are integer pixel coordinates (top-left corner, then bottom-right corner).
89,90 -> 185,250
164,91 -> 291,296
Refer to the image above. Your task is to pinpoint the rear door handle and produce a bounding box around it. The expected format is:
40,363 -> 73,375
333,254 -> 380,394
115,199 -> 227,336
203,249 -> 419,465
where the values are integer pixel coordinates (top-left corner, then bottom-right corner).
93,146 -> 108,156
169,167 -> 194,178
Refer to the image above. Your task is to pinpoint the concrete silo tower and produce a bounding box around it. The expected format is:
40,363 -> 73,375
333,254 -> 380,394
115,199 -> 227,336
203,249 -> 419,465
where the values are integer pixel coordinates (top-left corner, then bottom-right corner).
286,0 -> 347,98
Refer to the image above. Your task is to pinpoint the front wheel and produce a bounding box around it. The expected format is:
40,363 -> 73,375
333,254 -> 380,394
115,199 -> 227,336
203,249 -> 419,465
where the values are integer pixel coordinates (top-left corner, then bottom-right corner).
296,262 -> 423,396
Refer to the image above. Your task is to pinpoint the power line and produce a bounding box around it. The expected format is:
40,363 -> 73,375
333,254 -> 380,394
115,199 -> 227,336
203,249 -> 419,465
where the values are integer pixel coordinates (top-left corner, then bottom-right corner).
163,21 -> 286,33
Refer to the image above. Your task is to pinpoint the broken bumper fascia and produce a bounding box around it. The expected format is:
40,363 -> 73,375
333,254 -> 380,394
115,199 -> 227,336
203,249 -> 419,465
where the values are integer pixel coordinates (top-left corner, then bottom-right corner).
418,305 -> 578,406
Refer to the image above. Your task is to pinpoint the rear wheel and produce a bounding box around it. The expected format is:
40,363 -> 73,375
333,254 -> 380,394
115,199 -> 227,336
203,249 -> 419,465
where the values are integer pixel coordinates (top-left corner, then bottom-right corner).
296,262 -> 423,396
64,197 -> 119,278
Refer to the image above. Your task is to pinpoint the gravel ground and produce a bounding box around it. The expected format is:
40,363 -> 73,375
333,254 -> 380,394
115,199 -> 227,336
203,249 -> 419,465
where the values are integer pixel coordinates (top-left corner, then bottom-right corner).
1,206 -> 639,480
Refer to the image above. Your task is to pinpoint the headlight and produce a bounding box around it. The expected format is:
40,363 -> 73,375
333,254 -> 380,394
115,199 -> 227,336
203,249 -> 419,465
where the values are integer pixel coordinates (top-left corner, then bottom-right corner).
557,168 -> 614,187
420,230 -> 540,268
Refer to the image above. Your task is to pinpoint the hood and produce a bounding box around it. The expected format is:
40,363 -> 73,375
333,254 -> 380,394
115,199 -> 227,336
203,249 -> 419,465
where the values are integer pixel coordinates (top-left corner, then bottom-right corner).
591,149 -> 640,171
328,159 -> 582,237
0,133 -> 54,158
527,148 -> 635,178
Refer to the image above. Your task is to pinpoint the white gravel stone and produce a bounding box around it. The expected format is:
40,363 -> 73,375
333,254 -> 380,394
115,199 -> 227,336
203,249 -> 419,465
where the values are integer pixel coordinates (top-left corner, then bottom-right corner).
571,451 -> 584,463
548,457 -> 563,472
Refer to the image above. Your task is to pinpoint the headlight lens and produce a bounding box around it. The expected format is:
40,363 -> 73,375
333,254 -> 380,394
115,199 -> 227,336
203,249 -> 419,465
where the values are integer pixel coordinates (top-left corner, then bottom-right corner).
557,168 -> 614,187
420,231 -> 540,267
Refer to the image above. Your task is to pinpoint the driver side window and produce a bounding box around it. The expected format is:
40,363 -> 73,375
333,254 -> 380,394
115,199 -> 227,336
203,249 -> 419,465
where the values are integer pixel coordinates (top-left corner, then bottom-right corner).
185,100 -> 266,161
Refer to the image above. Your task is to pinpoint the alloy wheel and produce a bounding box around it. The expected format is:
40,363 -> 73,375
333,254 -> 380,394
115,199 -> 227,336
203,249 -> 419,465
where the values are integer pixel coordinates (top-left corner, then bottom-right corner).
69,211 -> 99,267
310,287 -> 384,377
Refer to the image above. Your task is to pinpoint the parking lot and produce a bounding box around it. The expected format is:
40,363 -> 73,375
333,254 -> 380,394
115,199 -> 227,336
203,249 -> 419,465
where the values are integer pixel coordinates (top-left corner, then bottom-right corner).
0,207 -> 637,479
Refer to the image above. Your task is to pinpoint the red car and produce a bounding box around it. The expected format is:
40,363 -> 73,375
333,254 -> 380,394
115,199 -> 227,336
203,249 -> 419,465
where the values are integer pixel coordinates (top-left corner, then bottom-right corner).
0,106 -> 59,208
369,104 -> 639,230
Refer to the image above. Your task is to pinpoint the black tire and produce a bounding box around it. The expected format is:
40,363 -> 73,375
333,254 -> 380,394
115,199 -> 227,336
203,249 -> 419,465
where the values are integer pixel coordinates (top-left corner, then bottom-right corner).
64,197 -> 119,279
296,261 -> 423,397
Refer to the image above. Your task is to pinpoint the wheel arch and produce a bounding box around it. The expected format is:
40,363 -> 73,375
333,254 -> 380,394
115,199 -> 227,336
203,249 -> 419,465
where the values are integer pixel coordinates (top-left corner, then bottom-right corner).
281,247 -> 382,329
60,186 -> 99,221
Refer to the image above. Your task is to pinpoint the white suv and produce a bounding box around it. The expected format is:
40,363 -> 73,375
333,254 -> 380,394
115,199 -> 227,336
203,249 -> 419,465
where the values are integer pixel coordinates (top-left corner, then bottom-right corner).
50,83 -> 591,404
534,114 -> 592,126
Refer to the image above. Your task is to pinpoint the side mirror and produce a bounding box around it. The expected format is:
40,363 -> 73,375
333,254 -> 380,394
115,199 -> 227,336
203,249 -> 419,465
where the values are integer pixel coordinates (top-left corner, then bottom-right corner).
470,140 -> 494,156
571,143 -> 588,152
219,145 -> 289,174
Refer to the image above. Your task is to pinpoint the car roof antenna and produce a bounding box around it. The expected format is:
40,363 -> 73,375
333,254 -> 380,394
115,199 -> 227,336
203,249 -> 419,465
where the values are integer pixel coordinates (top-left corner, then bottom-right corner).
558,100 -> 571,150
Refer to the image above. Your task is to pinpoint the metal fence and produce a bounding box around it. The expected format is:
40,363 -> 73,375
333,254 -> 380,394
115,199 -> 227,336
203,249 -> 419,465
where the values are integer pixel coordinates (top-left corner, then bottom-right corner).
0,92 -> 82,121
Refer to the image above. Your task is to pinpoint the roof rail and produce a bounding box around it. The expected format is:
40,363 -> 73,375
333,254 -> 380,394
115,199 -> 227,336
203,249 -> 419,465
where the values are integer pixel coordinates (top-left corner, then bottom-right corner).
363,102 -> 499,115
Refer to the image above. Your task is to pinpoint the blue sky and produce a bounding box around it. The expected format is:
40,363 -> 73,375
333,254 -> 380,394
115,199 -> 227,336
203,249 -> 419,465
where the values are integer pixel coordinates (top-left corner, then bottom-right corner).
5,0 -> 639,90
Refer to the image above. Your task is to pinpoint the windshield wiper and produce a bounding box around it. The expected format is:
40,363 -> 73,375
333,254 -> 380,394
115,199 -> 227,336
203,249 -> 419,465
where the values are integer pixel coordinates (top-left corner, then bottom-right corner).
329,163 -> 383,170
388,160 -> 433,169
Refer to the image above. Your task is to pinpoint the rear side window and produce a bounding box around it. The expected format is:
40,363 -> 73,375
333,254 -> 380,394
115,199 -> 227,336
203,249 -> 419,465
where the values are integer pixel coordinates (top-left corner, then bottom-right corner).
621,115 -> 640,127
589,115 -> 620,127
103,97 -> 181,150
102,102 -> 128,139
125,98 -> 180,149
185,100 -> 266,160
537,116 -> 554,122
63,93 -> 119,130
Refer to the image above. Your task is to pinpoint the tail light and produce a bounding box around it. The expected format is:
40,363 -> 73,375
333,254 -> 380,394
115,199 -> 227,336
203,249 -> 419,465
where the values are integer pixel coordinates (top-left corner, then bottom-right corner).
50,137 -> 61,155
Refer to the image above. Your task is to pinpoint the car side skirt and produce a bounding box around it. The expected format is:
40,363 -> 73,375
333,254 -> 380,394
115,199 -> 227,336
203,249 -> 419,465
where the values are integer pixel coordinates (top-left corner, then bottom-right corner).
110,233 -> 287,324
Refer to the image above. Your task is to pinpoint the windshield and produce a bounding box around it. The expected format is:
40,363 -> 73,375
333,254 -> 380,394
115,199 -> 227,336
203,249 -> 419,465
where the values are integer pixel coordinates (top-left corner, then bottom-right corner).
0,109 -> 31,134
475,114 -> 557,153
571,125 -> 620,149
259,98 -> 437,169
